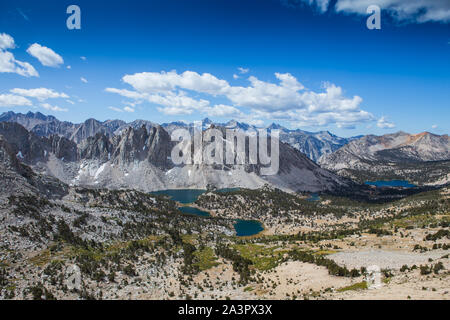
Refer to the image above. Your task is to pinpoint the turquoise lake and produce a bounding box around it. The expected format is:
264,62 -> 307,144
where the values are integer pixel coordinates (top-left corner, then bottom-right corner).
365,180 -> 416,188
152,189 -> 262,236
233,220 -> 264,237
151,188 -> 241,203
151,189 -> 206,203
307,193 -> 320,202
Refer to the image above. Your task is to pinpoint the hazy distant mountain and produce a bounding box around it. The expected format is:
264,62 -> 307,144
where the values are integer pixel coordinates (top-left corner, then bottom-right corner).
267,124 -> 362,162
162,118 -> 358,162
0,111 -> 77,139
102,119 -> 127,133
320,131 -> 450,166
319,131 -> 450,185
161,121 -> 189,134
0,111 -> 57,129
0,111 -> 115,142
114,119 -> 158,135
69,118 -> 112,144
162,118 -> 217,133
224,120 -> 253,131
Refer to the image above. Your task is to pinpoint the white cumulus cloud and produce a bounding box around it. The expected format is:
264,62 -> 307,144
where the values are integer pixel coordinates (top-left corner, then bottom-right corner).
377,116 -> 396,129
40,103 -> 68,112
0,94 -> 33,107
108,106 -> 123,112
281,0 -> 331,13
204,104 -> 244,118
336,0 -> 449,23
123,70 -> 230,95
10,88 -> 69,101
27,43 -> 64,67
109,106 -> 135,113
281,0 -> 330,13
0,51 -> 38,77
152,92 -> 211,115
0,33 -> 38,77
283,0 -> 450,23
107,69 -> 376,128
238,67 -> 249,74
105,88 -> 146,100
0,33 -> 15,50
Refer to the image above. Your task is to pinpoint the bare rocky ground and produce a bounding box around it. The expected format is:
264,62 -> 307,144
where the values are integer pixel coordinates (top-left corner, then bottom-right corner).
0,181 -> 448,300
328,249 -> 445,270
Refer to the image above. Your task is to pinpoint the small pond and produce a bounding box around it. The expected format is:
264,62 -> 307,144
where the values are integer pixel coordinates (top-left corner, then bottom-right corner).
233,220 -> 264,237
307,193 -> 320,202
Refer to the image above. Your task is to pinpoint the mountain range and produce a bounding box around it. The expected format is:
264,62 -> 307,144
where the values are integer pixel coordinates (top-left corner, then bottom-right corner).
160,117 -> 361,162
0,111 -> 357,162
0,112 -> 352,193
319,131 -> 450,185
1,111 -> 448,189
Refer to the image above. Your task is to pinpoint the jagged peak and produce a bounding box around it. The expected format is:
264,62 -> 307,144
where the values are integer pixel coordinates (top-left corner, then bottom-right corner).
267,122 -> 286,130
83,118 -> 102,124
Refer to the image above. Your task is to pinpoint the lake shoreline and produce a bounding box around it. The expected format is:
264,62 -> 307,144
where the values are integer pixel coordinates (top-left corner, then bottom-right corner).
365,180 -> 417,188
154,189 -> 265,237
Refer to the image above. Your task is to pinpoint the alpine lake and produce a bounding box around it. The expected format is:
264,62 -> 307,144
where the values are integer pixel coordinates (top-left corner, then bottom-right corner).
151,189 -> 264,237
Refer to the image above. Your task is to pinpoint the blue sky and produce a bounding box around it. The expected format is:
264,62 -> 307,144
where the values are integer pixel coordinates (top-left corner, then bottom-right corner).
0,0 -> 448,137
